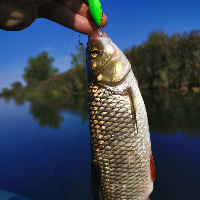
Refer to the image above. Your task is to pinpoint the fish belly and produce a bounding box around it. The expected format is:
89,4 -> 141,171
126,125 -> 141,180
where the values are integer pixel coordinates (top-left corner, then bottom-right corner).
88,83 -> 153,200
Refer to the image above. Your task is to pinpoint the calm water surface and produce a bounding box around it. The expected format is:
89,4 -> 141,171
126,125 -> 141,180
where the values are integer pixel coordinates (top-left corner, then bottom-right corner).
0,92 -> 200,200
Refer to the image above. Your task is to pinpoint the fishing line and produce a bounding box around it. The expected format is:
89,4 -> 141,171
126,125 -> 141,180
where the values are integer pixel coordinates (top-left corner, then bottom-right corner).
37,128 -> 66,200
58,30 -> 75,71
78,34 -> 83,46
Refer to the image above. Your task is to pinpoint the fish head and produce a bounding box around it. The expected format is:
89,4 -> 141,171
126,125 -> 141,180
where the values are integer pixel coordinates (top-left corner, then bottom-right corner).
86,30 -> 131,85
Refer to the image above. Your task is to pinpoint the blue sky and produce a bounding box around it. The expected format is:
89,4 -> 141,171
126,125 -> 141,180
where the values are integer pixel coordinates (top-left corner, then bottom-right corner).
1,0 -> 200,92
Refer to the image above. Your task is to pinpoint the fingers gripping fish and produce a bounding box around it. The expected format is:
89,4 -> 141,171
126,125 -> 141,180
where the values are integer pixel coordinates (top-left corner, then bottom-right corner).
86,30 -> 155,200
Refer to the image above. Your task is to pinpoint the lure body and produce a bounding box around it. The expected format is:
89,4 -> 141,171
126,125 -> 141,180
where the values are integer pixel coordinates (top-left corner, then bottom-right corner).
88,0 -> 103,26
86,30 -> 155,200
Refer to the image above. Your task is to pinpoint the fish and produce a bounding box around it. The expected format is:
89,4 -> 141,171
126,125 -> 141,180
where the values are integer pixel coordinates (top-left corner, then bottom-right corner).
86,30 -> 155,200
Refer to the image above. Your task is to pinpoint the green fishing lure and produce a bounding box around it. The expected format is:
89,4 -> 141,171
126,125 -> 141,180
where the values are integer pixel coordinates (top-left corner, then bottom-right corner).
88,0 -> 103,26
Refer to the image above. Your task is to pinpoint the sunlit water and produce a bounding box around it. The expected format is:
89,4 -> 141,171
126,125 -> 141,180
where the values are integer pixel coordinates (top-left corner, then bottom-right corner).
0,93 -> 200,200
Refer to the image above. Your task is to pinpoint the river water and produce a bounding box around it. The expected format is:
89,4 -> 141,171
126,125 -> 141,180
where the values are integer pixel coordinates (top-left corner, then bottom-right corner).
0,92 -> 200,200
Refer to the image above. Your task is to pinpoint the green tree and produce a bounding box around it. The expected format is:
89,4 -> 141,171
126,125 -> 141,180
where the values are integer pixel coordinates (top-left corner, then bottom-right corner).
23,51 -> 58,87
33,45 -> 87,97
66,45 -> 87,93
126,30 -> 200,90
70,45 -> 86,67
142,31 -> 169,89
11,81 -> 23,91
2,88 -> 11,96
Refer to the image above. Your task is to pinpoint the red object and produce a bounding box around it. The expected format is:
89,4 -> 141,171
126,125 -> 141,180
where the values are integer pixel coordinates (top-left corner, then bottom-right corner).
150,155 -> 155,182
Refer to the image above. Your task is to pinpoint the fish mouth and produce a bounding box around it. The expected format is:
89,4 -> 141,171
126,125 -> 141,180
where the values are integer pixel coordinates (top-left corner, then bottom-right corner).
88,30 -> 110,42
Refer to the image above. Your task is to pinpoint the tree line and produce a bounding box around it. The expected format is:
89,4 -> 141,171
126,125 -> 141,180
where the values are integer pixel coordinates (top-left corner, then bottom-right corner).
1,30 -> 200,99
125,30 -> 200,90
0,45 -> 87,99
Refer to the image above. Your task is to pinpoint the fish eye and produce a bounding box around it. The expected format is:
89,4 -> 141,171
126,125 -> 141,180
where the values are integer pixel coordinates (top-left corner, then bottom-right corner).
90,47 -> 99,58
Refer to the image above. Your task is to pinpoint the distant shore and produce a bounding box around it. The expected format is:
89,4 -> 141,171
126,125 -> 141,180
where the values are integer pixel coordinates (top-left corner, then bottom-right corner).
2,30 -> 200,99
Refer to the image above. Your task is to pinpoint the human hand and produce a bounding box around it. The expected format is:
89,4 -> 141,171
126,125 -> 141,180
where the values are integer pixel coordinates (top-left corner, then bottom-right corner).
0,0 -> 108,34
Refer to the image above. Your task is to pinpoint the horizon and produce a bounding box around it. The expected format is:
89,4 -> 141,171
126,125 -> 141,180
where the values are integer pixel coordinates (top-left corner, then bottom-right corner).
1,0 -> 200,92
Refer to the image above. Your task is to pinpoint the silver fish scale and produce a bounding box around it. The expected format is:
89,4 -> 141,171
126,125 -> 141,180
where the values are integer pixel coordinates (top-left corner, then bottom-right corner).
88,83 -> 150,200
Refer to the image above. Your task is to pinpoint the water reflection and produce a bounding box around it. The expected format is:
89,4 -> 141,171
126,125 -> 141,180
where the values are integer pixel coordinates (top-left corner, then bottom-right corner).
2,95 -> 89,129
142,91 -> 200,137
1,95 -> 25,105
29,96 -> 88,128
29,101 -> 63,129
7,92 -> 198,137
1,92 -> 200,200
2,92 -> 200,134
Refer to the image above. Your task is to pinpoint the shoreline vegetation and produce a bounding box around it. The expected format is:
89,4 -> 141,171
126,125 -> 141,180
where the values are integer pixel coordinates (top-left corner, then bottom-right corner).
1,90 -> 200,137
1,30 -> 200,100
